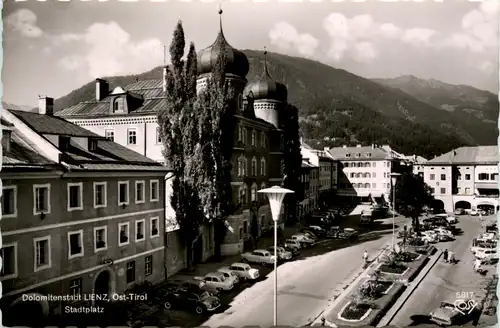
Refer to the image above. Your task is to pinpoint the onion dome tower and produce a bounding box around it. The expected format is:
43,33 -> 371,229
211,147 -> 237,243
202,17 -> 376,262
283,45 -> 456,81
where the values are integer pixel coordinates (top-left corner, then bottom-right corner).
244,49 -> 287,129
196,8 -> 249,105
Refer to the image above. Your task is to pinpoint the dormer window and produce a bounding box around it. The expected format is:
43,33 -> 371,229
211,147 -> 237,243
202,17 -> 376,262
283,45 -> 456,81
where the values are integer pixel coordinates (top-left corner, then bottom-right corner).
355,153 -> 361,158
366,153 -> 371,158
60,136 -> 71,150
113,98 -> 125,113
345,153 -> 351,158
89,139 -> 98,151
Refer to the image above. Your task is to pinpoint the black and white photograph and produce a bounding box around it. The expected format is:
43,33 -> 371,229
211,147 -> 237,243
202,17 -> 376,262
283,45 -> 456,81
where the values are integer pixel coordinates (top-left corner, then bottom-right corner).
1,0 -> 498,327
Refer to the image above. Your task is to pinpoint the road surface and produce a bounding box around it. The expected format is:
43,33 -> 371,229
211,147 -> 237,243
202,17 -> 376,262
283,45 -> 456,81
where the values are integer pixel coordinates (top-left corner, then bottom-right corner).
388,214 -> 497,327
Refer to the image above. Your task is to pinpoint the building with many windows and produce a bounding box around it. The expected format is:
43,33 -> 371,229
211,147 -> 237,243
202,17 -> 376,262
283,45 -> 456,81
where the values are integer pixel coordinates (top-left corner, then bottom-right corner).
326,144 -> 404,203
55,11 -> 287,256
298,160 -> 320,219
421,146 -> 499,214
0,105 -> 169,326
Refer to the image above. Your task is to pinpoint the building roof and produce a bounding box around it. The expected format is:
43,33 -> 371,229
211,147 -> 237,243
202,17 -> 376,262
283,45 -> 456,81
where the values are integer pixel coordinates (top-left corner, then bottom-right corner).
5,110 -> 168,172
326,146 -> 391,161
426,146 -> 499,165
301,160 -> 317,168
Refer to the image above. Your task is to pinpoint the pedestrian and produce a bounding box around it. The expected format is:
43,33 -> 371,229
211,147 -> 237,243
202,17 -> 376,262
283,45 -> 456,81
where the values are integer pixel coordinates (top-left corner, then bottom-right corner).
474,258 -> 482,272
448,251 -> 455,264
443,249 -> 449,263
363,250 -> 369,264
321,317 -> 325,326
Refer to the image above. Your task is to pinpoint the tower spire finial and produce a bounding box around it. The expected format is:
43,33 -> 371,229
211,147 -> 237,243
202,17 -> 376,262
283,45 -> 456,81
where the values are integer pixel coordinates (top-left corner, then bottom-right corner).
218,2 -> 224,34
263,46 -> 270,77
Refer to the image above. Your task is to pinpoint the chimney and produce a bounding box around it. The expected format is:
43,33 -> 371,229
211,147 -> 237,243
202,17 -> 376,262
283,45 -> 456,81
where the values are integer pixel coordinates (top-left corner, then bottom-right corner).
38,96 -> 54,115
162,66 -> 168,92
95,78 -> 109,101
2,129 -> 12,153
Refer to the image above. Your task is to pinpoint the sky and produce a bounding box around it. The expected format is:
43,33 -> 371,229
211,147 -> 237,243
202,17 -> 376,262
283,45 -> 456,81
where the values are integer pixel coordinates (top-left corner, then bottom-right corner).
2,0 -> 499,107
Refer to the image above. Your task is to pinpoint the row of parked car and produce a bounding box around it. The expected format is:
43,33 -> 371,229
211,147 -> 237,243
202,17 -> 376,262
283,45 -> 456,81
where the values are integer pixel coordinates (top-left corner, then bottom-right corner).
471,222 -> 498,264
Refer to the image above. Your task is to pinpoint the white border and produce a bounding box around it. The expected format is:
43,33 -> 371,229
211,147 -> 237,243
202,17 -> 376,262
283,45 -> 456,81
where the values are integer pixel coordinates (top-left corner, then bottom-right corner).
67,229 -> 84,260
1,185 -> 18,219
118,222 -> 130,247
33,235 -> 52,272
150,179 -> 159,202
33,183 -> 51,215
0,242 -> 18,280
94,226 -> 108,253
118,180 -> 130,206
67,182 -> 84,211
93,181 -> 107,209
135,219 -> 146,242
135,180 -> 146,204
150,217 -> 160,238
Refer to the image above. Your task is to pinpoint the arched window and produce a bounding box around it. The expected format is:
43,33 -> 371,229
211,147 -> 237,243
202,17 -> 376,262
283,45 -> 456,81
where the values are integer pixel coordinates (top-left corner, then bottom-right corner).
260,158 -> 266,176
244,157 -> 248,176
239,184 -> 248,204
260,132 -> 266,148
357,162 -> 362,168
260,182 -> 266,200
251,157 -> 257,176
251,183 -> 258,202
356,173 -> 362,178
365,173 -> 371,178
365,183 -> 370,188
365,162 -> 371,168
251,130 -> 257,147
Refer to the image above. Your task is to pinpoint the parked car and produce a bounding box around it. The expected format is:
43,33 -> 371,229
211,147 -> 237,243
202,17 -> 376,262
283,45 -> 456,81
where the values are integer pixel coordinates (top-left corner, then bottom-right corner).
485,224 -> 497,233
194,272 -> 234,291
337,228 -> 359,240
305,225 -> 327,237
434,228 -> 455,240
470,209 -> 479,216
241,249 -> 277,266
166,279 -> 220,296
429,299 -> 479,326
326,226 -> 341,238
299,229 -> 318,241
162,288 -> 221,314
454,208 -> 465,215
475,248 -> 498,262
290,234 -> 316,247
359,214 -> 373,225
216,267 -> 240,284
279,244 -> 300,256
284,239 -> 302,250
420,231 -> 438,243
226,262 -> 260,280
268,246 -> 293,261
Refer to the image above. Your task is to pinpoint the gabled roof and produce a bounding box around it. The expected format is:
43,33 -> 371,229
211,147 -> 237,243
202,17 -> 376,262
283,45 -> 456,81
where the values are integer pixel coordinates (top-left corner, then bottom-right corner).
426,146 -> 498,165
327,146 -> 391,161
3,130 -> 58,167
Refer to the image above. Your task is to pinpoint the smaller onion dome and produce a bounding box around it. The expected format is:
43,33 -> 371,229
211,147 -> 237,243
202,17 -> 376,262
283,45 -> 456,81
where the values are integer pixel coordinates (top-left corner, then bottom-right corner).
197,9 -> 249,78
244,50 -> 287,102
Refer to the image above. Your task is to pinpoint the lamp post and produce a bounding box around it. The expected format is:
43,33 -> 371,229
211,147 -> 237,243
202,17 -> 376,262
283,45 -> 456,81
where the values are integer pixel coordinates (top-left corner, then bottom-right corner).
258,185 -> 294,326
390,173 -> 401,251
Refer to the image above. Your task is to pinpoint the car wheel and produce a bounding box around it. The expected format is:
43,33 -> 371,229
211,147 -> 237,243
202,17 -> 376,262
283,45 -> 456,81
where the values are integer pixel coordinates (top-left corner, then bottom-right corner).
164,301 -> 172,309
195,306 -> 204,314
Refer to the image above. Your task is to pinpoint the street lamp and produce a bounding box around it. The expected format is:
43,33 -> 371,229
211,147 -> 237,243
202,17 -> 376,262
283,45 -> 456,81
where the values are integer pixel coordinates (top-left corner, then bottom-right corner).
258,185 -> 294,326
390,173 -> 401,251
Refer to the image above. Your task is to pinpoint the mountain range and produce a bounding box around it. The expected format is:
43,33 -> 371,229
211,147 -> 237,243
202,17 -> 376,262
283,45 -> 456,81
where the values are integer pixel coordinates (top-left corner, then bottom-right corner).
7,51 -> 498,159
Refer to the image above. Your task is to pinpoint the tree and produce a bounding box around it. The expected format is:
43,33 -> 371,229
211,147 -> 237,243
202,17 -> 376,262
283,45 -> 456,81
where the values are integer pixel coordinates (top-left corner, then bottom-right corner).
389,172 -> 434,232
157,21 -> 204,270
281,103 -> 303,224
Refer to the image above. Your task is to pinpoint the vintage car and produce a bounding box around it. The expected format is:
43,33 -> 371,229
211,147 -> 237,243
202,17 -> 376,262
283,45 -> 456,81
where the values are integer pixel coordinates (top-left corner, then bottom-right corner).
279,244 -> 300,256
268,246 -> 293,261
284,239 -> 302,250
226,262 -> 260,280
298,230 -> 318,241
429,299 -> 478,326
337,228 -> 359,240
305,225 -> 327,237
194,272 -> 234,291
162,288 -> 221,314
290,234 -> 316,247
454,208 -> 465,215
165,279 -> 220,296
434,228 -> 455,241
216,267 -> 240,284
241,249 -> 277,266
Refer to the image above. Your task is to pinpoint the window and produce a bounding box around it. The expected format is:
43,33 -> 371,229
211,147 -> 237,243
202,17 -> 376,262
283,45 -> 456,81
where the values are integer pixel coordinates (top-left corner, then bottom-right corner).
135,181 -> 145,204
126,261 -> 135,283
491,173 -> 498,181
118,181 -> 129,206
94,226 -> 107,252
118,223 -> 130,246
150,217 -> 160,237
70,278 -> 82,297
145,255 -> 153,276
260,131 -> 266,148
67,182 -> 83,211
478,173 -> 489,180
93,182 -> 107,208
251,183 -> 257,202
243,221 -> 248,234
350,172 -> 355,178
280,160 -> 285,176
89,139 -> 98,151
251,157 -> 257,176
457,187 -> 462,194
440,188 -> 446,194
33,184 -> 51,215
136,220 -> 145,242
440,174 -> 446,181
355,153 -> 361,158
364,183 -> 370,188
150,180 -> 159,202
0,243 -> 17,279
251,130 -> 256,146
2,186 -> 17,218
113,98 -> 125,113
67,230 -> 84,259
239,185 -> 247,204
430,174 -> 435,180
457,173 -> 462,180
372,172 -> 376,178
260,158 -> 266,176
34,236 -> 51,272
105,129 -> 114,141
465,187 -> 471,195
465,174 -> 471,180
430,188 -> 435,194
346,153 -> 351,158
156,127 -> 162,144
127,129 -> 137,145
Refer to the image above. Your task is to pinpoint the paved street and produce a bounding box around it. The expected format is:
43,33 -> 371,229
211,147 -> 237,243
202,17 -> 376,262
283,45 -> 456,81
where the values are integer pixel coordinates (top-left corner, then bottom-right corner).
388,214 -> 497,327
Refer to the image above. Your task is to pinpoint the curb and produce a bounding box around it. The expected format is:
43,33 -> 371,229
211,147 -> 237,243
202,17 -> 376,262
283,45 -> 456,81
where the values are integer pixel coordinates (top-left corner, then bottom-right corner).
376,250 -> 443,327
310,243 -> 392,327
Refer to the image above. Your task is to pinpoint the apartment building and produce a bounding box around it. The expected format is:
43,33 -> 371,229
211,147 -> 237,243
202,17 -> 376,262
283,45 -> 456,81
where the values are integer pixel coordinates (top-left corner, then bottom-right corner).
326,144 -> 404,204
0,105 -> 169,326
422,146 -> 499,213
298,160 -> 320,219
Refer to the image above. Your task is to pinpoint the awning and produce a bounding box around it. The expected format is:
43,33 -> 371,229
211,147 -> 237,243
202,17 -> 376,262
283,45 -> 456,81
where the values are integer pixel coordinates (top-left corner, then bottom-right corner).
475,183 -> 498,190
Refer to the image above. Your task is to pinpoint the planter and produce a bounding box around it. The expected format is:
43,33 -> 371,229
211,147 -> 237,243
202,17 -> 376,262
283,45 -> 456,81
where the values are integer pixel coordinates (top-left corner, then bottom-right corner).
379,264 -> 408,275
338,302 -> 372,322
394,252 -> 420,262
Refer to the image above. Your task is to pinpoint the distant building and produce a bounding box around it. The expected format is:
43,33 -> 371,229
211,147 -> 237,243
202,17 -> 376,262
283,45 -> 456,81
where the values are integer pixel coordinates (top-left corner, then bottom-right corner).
326,144 -> 405,204
0,104 -> 169,325
298,159 -> 319,219
421,146 -> 499,213
55,12 -> 290,256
